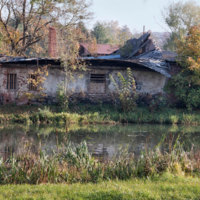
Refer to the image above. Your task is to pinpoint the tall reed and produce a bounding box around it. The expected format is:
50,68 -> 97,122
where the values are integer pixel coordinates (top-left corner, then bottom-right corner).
0,138 -> 199,184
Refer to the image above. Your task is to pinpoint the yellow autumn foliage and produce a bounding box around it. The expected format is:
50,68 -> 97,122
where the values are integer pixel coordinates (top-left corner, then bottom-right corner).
176,26 -> 200,74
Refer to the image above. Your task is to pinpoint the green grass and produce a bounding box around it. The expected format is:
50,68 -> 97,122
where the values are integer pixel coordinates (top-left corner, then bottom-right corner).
2,104 -> 200,124
0,173 -> 200,199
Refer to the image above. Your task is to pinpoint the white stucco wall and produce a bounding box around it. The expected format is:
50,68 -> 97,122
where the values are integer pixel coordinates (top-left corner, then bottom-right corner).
0,66 -> 166,104
107,69 -> 166,94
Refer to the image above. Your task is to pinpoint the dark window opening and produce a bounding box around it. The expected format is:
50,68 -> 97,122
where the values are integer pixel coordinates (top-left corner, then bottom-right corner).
90,74 -> 106,83
7,74 -> 16,89
29,74 -> 37,91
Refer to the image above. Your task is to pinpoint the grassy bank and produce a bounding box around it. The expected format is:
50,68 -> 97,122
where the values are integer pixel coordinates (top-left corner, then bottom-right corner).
0,139 -> 200,185
0,174 -> 200,199
1,104 -> 200,124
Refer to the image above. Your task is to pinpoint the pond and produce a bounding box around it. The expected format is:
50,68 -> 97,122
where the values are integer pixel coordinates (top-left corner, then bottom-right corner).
0,123 -> 200,160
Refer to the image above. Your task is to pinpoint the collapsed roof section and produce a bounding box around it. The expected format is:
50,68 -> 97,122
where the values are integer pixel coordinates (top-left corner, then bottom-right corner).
0,32 -> 173,78
83,31 -> 171,78
162,51 -> 177,63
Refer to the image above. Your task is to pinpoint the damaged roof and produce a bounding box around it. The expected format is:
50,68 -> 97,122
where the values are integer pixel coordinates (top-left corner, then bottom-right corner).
0,32 -> 174,78
83,31 -> 172,78
162,51 -> 177,62
0,55 -> 60,65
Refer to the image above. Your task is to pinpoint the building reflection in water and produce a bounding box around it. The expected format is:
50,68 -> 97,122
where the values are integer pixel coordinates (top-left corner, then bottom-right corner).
0,125 -> 198,161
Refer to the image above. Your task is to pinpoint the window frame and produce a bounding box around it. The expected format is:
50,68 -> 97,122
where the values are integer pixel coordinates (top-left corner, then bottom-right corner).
29,74 -> 37,91
7,73 -> 17,90
90,73 -> 106,83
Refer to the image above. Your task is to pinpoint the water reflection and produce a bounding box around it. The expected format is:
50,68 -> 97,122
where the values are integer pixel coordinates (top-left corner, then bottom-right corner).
0,124 -> 200,160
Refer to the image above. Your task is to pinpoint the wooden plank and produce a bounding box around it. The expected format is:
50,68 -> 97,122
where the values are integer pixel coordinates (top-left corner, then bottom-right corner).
12,74 -> 14,89
127,39 -> 151,59
90,82 -> 106,94
7,74 -> 9,89
14,74 -> 16,89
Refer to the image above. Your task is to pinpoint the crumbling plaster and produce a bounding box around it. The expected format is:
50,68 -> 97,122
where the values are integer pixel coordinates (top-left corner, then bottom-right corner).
107,69 -> 166,94
0,65 -> 166,104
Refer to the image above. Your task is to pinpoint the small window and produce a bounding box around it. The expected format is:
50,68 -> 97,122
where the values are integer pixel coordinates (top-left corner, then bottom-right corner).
29,74 -> 37,91
7,74 -> 16,89
90,74 -> 106,83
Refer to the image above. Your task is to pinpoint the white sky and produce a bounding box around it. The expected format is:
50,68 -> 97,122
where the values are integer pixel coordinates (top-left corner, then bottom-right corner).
89,0 -> 200,32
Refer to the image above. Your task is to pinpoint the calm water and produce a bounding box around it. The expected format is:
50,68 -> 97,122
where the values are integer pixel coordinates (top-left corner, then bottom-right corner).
0,123 -> 200,160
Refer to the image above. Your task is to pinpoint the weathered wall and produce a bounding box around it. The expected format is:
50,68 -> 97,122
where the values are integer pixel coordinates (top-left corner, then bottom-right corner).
44,68 -> 89,95
0,67 -> 28,104
107,69 -> 166,94
0,65 -> 167,105
46,68 -> 166,96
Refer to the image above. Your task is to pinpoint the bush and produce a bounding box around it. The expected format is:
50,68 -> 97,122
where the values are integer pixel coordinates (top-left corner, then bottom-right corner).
166,26 -> 200,110
109,68 -> 138,112
56,82 -> 69,111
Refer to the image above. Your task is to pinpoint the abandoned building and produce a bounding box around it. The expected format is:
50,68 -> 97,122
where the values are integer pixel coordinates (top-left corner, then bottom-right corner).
0,31 -> 178,105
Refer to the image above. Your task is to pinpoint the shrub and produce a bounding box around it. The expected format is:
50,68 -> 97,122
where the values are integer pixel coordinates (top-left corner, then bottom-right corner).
109,68 -> 138,112
166,26 -> 200,110
56,82 -> 69,111
169,115 -> 179,124
148,95 -> 166,113
38,106 -> 53,123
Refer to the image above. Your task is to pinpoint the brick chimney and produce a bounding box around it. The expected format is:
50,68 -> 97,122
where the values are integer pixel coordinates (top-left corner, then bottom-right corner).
48,26 -> 57,57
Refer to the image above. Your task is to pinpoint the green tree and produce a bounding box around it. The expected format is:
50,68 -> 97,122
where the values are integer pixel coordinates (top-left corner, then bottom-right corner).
76,21 -> 90,42
91,21 -> 112,44
109,68 -> 138,112
162,0 -> 200,51
163,32 -> 181,51
0,0 -> 92,56
117,25 -> 133,47
166,26 -> 200,110
91,20 -> 133,46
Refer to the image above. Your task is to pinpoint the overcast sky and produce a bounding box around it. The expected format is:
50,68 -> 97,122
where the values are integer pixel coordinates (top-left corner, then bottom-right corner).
89,0 -> 200,33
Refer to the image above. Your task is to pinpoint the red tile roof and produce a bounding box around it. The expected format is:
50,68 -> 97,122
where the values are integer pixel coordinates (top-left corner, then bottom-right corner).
79,43 -> 119,55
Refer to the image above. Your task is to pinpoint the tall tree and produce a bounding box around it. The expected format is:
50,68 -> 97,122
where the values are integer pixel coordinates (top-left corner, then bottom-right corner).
166,26 -> 200,109
91,20 -> 133,46
118,25 -> 133,46
76,21 -> 90,42
162,0 -> 200,51
91,21 -> 112,44
0,0 -> 92,55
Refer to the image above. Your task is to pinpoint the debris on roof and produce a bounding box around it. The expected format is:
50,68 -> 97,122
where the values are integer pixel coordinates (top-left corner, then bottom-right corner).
129,48 -> 171,77
81,32 -> 172,78
0,32 -> 174,78
84,54 -> 121,60
120,32 -> 151,58
162,51 -> 177,62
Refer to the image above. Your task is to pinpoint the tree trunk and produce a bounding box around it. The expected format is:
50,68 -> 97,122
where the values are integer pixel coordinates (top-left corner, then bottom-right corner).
22,0 -> 26,55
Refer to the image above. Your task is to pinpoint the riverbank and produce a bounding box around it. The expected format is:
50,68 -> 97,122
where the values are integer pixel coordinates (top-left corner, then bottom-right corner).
0,135 -> 199,199
1,104 -> 200,125
0,174 -> 200,199
0,140 -> 199,184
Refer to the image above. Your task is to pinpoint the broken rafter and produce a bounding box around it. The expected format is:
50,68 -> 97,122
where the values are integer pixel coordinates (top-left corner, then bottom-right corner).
127,39 -> 151,59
